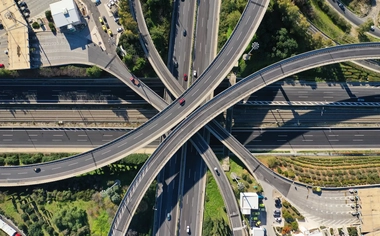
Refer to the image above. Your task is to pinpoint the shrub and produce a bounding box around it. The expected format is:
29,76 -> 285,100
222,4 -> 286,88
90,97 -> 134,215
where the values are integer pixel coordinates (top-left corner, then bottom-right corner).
45,10 -> 53,22
48,22 -> 56,32
32,22 -> 40,29
277,167 -> 283,174
86,66 -> 102,77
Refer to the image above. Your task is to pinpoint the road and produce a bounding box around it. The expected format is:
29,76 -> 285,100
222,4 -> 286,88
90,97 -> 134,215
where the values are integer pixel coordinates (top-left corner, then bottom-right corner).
108,43 -> 380,234
3,127 -> 380,151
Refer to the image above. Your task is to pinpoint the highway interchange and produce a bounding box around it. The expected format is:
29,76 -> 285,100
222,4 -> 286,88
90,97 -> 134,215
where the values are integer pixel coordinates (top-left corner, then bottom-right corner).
2,0 -> 380,235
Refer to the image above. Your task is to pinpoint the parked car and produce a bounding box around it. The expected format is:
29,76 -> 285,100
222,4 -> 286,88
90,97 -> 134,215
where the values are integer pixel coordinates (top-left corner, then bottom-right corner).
108,29 -> 113,37
117,27 -> 123,33
349,189 -> 358,194
186,225 -> 190,234
19,1 -> 27,7
183,29 -> 187,36
102,25 -> 107,32
0,64 -> 4,68
99,16 -> 104,24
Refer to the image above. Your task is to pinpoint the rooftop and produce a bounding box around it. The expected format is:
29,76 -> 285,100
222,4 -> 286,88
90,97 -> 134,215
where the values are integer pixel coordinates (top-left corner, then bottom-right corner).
0,0 -> 30,70
50,0 -> 80,28
240,192 -> 259,215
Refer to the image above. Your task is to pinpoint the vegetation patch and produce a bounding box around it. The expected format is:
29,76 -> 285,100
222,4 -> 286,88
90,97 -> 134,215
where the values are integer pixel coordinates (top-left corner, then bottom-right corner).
0,153 -> 76,166
259,155 -> 380,186
203,171 -> 230,235
218,0 -> 247,51
339,0 -> 371,17
0,153 -> 154,236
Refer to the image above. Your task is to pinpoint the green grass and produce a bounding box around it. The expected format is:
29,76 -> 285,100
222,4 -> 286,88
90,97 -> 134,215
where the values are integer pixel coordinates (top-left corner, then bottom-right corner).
203,172 -> 227,222
310,0 -> 356,44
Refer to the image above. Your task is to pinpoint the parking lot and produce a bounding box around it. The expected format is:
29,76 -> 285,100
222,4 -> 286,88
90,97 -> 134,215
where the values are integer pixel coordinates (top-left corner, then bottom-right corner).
19,0 -> 60,19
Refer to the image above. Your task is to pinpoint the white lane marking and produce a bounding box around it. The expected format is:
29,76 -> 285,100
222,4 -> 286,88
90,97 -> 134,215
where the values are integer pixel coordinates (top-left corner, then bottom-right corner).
28,134 -> 38,137
18,172 -> 28,175
52,167 -> 61,170
237,31 -> 242,40
0,173 -> 10,175
78,134 -> 87,137
149,123 -> 158,130
304,135 -> 313,137
134,133 -> 143,140
298,96 -> 308,98
85,158 -> 92,161
117,142 -> 128,148
52,139 -> 62,142
53,134 -> 63,137
102,150 -> 111,155
323,96 -> 333,98
103,134 -> 113,137
77,140 -> 88,142
353,139 -> 363,142
192,89 -> 200,96
227,47 -> 233,55
354,134 -> 364,137
3,139 -> 12,141
328,135 -> 339,137
68,162 -> 78,166
2,134 -> 13,136
202,17 -> 204,27
163,113 -> 172,120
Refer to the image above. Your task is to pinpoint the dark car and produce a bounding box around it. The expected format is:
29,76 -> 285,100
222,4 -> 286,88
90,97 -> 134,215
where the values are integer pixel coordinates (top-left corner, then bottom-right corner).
337,2 -> 345,11
34,168 -> 41,173
19,1 -> 27,7
179,98 -> 185,106
184,74 -> 188,81
274,209 -> 281,217
167,213 -> 171,221
183,30 -> 187,37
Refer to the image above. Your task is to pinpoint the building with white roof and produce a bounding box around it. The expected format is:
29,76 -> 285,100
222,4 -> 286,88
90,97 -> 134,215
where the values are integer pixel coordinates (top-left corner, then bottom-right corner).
240,192 -> 259,215
50,0 -> 81,29
249,227 -> 265,236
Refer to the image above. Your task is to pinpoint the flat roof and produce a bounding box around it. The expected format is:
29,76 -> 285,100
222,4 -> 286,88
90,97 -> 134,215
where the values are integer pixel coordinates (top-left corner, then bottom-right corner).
0,0 -> 30,70
240,192 -> 259,214
50,0 -> 80,28
250,227 -> 265,236
359,188 -> 380,234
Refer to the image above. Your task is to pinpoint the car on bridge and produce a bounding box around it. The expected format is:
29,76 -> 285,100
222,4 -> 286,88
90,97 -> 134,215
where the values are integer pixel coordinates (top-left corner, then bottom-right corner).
179,98 -> 185,106
130,77 -> 140,86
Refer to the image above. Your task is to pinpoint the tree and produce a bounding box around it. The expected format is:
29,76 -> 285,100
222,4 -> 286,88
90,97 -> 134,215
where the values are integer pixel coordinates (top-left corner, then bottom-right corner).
29,223 -> 44,236
282,225 -> 292,235
86,66 -> 102,78
45,10 -> 53,22
291,221 -> 299,231
52,206 -> 89,234
271,28 -> 298,59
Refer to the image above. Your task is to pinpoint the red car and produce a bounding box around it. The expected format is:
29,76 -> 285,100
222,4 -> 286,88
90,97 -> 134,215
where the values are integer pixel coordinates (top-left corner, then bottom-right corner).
179,98 -> 185,106
130,77 -> 140,86
0,64 -> 4,68
184,74 -> 188,81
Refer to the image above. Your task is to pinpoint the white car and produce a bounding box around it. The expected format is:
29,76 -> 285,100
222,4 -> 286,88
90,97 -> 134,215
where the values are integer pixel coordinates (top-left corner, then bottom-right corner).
117,28 -> 123,33
193,70 -> 197,77
186,226 -> 190,234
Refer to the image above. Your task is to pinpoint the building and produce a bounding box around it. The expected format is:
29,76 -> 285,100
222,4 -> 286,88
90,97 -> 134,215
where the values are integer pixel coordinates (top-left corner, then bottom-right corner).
249,227 -> 265,236
240,192 -> 259,215
50,0 -> 81,30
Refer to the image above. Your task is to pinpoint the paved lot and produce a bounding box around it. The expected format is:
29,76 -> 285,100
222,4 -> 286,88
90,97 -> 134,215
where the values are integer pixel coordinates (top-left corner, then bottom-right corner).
30,32 -> 90,67
23,0 -> 60,18
0,34 -> 8,68
286,186 -> 360,227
